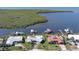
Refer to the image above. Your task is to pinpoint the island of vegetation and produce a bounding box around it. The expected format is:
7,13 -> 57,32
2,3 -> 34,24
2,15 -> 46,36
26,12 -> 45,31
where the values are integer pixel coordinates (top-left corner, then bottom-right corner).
0,10 -> 73,29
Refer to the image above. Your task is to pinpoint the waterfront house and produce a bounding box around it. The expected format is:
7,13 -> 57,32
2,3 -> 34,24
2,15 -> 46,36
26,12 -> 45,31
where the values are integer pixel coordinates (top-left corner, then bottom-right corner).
68,34 -> 79,49
68,34 -> 79,40
6,36 -> 24,46
26,35 -> 44,43
47,35 -> 63,44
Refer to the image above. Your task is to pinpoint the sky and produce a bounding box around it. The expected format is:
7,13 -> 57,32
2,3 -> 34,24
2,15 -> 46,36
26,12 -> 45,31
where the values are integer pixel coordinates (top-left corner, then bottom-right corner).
0,7 -> 79,12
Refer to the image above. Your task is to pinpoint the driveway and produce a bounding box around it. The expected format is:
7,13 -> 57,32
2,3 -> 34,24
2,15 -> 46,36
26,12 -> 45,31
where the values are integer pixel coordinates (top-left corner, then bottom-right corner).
76,44 -> 79,49
59,44 -> 67,51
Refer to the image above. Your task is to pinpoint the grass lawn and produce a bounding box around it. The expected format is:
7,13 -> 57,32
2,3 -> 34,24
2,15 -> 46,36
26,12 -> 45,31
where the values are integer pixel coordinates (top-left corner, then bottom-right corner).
38,43 -> 61,51
23,42 -> 32,50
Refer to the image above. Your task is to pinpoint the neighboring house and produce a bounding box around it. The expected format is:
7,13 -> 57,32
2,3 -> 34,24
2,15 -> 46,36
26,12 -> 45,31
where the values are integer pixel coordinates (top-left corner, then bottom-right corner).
6,36 -> 24,45
26,35 -> 44,43
68,34 -> 79,40
68,34 -> 79,45
68,34 -> 79,49
47,35 -> 63,44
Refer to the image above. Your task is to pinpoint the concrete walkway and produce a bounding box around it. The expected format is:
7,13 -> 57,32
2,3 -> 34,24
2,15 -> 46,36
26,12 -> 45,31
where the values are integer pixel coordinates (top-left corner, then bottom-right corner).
59,44 -> 67,51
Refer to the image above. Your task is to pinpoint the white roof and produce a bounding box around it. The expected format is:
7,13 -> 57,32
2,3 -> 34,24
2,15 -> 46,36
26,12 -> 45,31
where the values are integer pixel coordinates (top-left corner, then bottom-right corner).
26,35 -> 43,43
68,34 -> 79,40
6,36 -> 23,45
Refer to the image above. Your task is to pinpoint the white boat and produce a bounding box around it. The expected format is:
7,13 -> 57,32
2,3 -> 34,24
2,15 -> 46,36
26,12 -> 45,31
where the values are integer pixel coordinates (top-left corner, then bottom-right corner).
11,31 -> 25,35
44,28 -> 52,33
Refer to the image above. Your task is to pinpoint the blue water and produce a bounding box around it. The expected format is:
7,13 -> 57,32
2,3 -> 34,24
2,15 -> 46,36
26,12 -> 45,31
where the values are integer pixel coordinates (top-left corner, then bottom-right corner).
0,7 -> 79,35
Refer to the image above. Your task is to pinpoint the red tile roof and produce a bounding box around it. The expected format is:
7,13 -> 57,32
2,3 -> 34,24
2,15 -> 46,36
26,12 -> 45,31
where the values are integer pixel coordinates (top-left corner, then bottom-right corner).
47,35 -> 63,44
